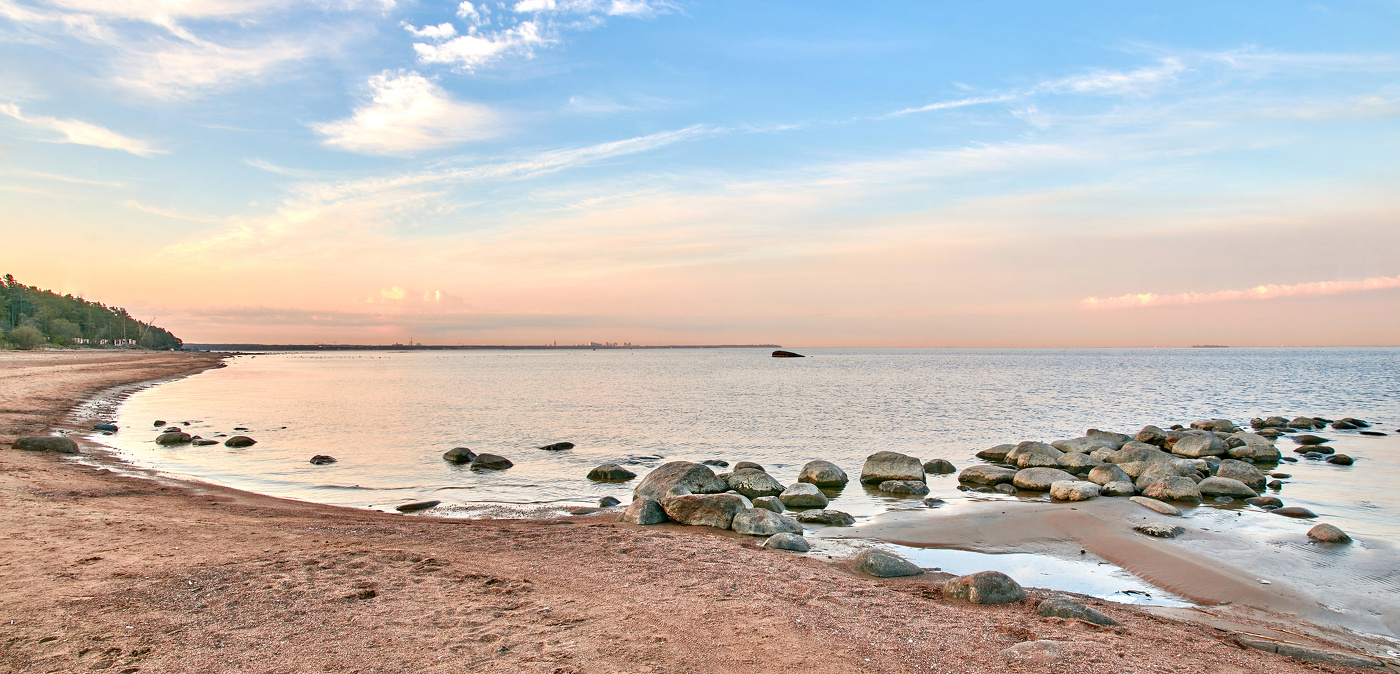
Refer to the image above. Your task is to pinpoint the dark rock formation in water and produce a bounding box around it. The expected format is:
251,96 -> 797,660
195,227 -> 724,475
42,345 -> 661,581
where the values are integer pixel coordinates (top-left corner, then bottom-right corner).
224,435 -> 256,448
309,455 -> 337,465
442,446 -> 476,464
395,500 -> 439,513
538,442 -> 574,451
771,350 -> 804,358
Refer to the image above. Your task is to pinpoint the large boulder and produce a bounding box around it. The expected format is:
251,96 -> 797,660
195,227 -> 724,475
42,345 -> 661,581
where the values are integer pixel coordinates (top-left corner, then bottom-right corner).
851,548 -> 923,578
634,461 -> 727,500
1136,425 -> 1169,447
727,468 -> 785,499
1036,598 -> 1120,626
442,446 -> 476,464
942,571 -> 1026,604
1085,429 -> 1132,448
975,444 -> 1015,462
778,482 -> 829,508
1055,452 -> 1103,475
1171,434 -> 1225,458
764,533 -> 810,552
1216,459 -> 1266,490
1134,462 -> 1187,492
1012,467 -> 1078,491
1052,437 -> 1118,454
1049,481 -> 1100,501
731,508 -> 803,536
794,509 -> 855,526
659,493 -> 748,529
1087,463 -> 1131,486
619,497 -> 668,525
1229,442 -> 1282,462
878,480 -> 929,496
797,460 -> 849,487
1198,477 -> 1257,499
587,463 -> 637,481
1007,441 -> 1063,469
958,465 -> 1018,486
1141,476 -> 1202,504
859,451 -> 925,484
11,436 -> 79,453
923,459 -> 957,475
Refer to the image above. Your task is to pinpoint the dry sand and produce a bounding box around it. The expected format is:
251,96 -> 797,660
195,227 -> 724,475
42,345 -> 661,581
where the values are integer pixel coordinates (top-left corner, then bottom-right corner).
0,350 -> 1390,673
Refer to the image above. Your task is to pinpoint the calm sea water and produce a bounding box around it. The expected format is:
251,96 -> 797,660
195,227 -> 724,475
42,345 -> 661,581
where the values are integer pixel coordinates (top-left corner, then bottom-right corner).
100,348 -> 1400,539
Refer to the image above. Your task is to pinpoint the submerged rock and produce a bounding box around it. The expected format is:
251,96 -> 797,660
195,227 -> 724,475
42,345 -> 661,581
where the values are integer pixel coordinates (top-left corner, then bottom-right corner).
395,500 -> 440,513
309,455 -> 337,465
468,453 -> 512,470
1129,496 -> 1181,516
587,463 -> 637,481
859,451 -> 925,484
1292,434 -> 1330,445
442,446 -> 476,464
851,548 -> 923,578
701,459 -> 729,467
764,532 -> 810,552
771,350 -> 804,358
1245,496 -> 1284,508
537,442 -> 575,451
157,432 -> 194,446
1307,523 -> 1352,544
942,571 -> 1025,604
92,423 -> 119,432
733,461 -> 764,471
1134,523 -> 1185,538
797,460 -> 849,487
192,439 -> 218,446
223,435 -> 256,448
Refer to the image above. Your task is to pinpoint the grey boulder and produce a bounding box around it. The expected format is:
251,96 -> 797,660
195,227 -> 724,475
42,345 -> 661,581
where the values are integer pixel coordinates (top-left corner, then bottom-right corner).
942,571 -> 1026,604
1049,480 -> 1100,501
975,444 -> 1015,462
442,446 -> 476,464
1055,451 -> 1103,475
587,463 -> 637,481
922,458 -> 957,475
659,493 -> 748,529
1087,463 -> 1131,486
1215,459 -> 1266,490
1307,523 -> 1351,544
1101,481 -> 1136,497
1129,496 -> 1181,516
752,496 -> 784,513
1052,436 -> 1118,454
958,465 -> 1018,486
1036,598 -> 1120,626
1012,467 -> 1078,491
1170,434 -> 1225,458
794,509 -> 855,526
797,460 -> 849,487
1008,441 -> 1063,468
764,532 -> 810,552
731,508 -> 803,536
1197,476 -> 1257,498
634,461 -> 727,500
727,468 -> 786,499
619,497 -> 668,525
859,451 -> 925,484
778,482 -> 829,508
851,548 -> 923,578
11,436 -> 79,453
1140,476 -> 1202,504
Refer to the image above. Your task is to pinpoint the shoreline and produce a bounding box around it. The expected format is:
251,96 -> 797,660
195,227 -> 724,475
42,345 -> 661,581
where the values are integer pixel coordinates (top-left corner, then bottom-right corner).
1,351 -> 1392,672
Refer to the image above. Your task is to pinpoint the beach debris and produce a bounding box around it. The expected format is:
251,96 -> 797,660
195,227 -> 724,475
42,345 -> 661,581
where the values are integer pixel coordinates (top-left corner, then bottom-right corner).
797,459 -> 849,487
727,468 -> 785,499
942,570 -> 1025,603
878,479 -> 929,496
395,500 -> 440,513
975,443 -> 1015,462
586,463 -> 636,481
778,482 -> 828,508
1307,523 -> 1352,544
859,451 -> 925,484
795,509 -> 855,526
1198,477 -> 1258,499
11,436 -> 80,454
770,350 -> 804,358
309,455 -> 337,465
469,453 -> 513,470
752,496 -> 783,512
1133,523 -> 1185,538
91,423 -> 118,432
1130,496 -> 1181,516
537,442 -> 574,451
1036,597 -> 1121,626
442,447 -> 476,464
1234,635 -> 1383,669
1011,467 -> 1077,491
659,493 -> 746,529
598,496 -> 620,507
958,464 -> 1017,486
700,459 -> 728,467
156,432 -> 193,446
1271,506 -> 1317,519
998,640 -> 1064,664
763,532 -> 809,552
633,461 -> 726,500
731,508 -> 802,536
1049,480 -> 1100,501
618,497 -> 667,525
1292,434 -> 1330,445
1326,454 -> 1354,466
922,458 -> 957,474
224,435 -> 256,448
1140,476 -> 1202,504
851,548 -> 923,578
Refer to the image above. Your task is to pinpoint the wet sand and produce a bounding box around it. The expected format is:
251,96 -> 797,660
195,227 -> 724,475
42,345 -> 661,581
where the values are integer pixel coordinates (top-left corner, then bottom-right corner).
0,351 -> 1392,673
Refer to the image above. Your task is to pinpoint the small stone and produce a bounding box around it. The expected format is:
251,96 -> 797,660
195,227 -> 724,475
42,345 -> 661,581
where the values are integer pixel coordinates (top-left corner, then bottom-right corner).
1245,496 -> 1283,508
1036,598 -> 1120,626
1129,496 -> 1181,516
923,497 -> 945,507
192,439 -> 218,446
764,532 -> 809,552
942,570 -> 1026,604
309,455 -> 337,465
92,423 -> 119,432
700,459 -> 728,467
538,442 -> 575,451
1100,481 -> 1136,497
1271,506 -> 1317,518
851,548 -> 923,578
568,506 -> 600,515
1267,479 -> 1284,489
1270,473 -> 1291,478
153,420 -> 166,427
1134,523 -> 1185,538
1307,523 -> 1351,544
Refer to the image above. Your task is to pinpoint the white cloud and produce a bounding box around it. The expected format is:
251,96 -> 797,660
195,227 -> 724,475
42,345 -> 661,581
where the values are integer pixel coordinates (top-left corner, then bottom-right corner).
313,71 -> 502,155
883,94 -> 1016,118
413,20 -> 547,70
511,0 -> 673,16
122,199 -> 218,221
403,21 -> 456,40
1082,274 -> 1400,310
113,38 -> 316,100
0,103 -> 164,156
1042,58 -> 1186,95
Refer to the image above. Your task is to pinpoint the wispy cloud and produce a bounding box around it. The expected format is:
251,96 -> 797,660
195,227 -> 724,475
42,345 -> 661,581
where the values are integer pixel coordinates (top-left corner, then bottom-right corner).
10,168 -> 125,186
1081,274 -> 1400,310
883,94 -> 1017,118
122,199 -> 218,222
313,71 -> 503,155
0,103 -> 163,156
1039,57 -> 1186,95
242,158 -> 320,178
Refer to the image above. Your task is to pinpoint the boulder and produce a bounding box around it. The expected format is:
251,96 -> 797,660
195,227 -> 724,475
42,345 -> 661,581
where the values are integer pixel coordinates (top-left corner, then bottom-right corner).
1191,419 -> 1236,433
764,532 -> 810,552
771,350 -> 804,358
1111,442 -> 1173,464
660,493 -> 747,529
537,442 -> 575,451
1013,467 -> 1078,491
1055,452 -> 1103,475
994,484 -> 1018,495
587,463 -> 637,481
733,461 -> 764,471
1141,476 -> 1202,504
395,500 -> 440,513
1268,479 -> 1284,489
1134,523 -> 1184,538
753,496 -> 783,512
598,496 -> 621,507
859,451 -> 925,484
634,461 -> 727,500
922,459 -> 956,475
1085,429 -> 1132,448
851,548 -> 923,578
1216,459 -> 1266,489
156,432 -> 193,446
1036,598 -> 1120,626
1049,480 -> 1100,501
1171,434 -> 1225,458
1326,455 -> 1354,466
1271,507 -> 1318,519
942,571 -> 1026,604
223,435 -> 256,448
309,455 -> 337,465
153,420 -> 166,427
92,423 -> 119,432
1133,463 -> 1185,492
1307,524 -> 1351,544
1245,496 -> 1284,508
975,444 -> 1015,462
619,497 -> 668,525
1292,434 -> 1330,446
1136,425 -> 1169,447
878,480 -> 929,496
470,454 -> 513,470
1130,496 -> 1181,516
957,465 -> 1018,486
1008,441 -> 1063,468
1289,417 -> 1319,430
1228,443 -> 1281,462
794,509 -> 855,526
1101,481 -> 1136,497
797,460 -> 849,487
731,509 -> 803,536
701,459 -> 729,467
192,439 -> 218,446
1341,417 -> 1369,428
1198,477 -> 1257,499
727,468 -> 785,499
778,482 -> 829,508
1296,445 -> 1334,455
442,446 -> 477,464
1331,420 -> 1357,430
11,436 -> 80,453
1052,437 -> 1118,454
1087,463 -> 1131,486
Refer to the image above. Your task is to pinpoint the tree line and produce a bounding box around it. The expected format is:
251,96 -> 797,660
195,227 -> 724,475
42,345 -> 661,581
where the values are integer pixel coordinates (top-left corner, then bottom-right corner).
0,274 -> 183,350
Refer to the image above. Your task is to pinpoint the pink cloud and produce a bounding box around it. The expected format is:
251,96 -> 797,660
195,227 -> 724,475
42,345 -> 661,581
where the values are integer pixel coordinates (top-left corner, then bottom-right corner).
1082,274 -> 1400,310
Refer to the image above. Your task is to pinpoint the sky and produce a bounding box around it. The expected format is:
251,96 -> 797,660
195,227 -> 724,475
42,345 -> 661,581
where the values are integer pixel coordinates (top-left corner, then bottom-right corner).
1,0 -> 1398,347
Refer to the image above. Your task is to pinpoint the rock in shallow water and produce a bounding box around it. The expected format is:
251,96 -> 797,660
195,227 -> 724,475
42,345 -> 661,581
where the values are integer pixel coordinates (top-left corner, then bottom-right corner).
860,451 -> 925,484
851,548 -> 923,578
1271,506 -> 1317,519
537,442 -> 574,451
1326,454 -> 1354,466
958,465 -> 1018,486
778,482 -> 828,508
943,570 -> 1026,604
1049,480 -> 1099,501
1197,476 -> 1257,499
1012,467 -> 1078,491
975,444 -> 1015,462
309,455 -> 337,465
442,446 -> 476,464
794,509 -> 855,526
395,500 -> 440,513
1245,496 -> 1283,508
587,463 -> 637,481
223,435 -> 256,448
1307,523 -> 1351,543
922,458 -> 957,475
633,461 -> 726,500
1140,476 -> 1202,504
728,468 -> 785,499
878,479 -> 929,496
598,496 -> 621,507
470,454 -> 512,470
797,460 -> 848,487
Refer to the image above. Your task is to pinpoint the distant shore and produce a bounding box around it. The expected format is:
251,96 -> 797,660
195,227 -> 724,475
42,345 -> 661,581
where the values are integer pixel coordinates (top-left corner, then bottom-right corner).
0,350 -> 1386,673
183,343 -> 783,351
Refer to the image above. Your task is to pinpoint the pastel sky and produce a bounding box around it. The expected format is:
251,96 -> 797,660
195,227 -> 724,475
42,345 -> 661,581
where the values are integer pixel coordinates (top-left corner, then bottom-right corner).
2,1 -> 1398,346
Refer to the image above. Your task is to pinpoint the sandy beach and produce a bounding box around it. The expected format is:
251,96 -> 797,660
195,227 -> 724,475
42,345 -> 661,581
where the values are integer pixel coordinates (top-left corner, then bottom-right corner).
0,351 -> 1391,673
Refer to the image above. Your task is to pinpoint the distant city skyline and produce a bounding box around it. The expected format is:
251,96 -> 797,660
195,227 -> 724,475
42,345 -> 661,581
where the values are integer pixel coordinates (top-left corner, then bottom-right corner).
2,1 -> 1398,346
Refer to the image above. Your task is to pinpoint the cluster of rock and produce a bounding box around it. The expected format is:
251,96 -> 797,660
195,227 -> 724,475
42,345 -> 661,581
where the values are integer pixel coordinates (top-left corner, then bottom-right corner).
441,446 -> 513,471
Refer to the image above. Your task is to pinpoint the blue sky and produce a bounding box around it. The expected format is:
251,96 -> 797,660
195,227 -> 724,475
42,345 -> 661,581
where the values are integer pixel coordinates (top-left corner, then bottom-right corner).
2,1 -> 1399,345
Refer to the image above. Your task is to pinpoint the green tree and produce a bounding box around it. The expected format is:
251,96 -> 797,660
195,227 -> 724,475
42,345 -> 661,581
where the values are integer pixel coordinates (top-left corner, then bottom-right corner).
8,325 -> 44,350
48,318 -> 81,345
